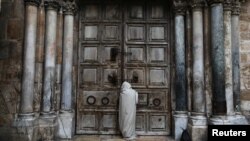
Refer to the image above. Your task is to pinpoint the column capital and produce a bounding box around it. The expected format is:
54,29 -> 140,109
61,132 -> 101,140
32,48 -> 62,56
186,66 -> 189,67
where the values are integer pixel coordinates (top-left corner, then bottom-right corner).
24,0 -> 41,7
223,0 -> 232,11
173,0 -> 187,15
231,0 -> 241,15
44,0 -> 59,10
192,0 -> 204,10
63,0 -> 77,15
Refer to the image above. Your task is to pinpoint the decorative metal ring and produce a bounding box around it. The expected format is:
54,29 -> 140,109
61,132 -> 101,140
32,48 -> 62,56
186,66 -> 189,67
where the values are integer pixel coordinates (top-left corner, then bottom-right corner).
153,98 -> 161,107
87,96 -> 96,105
101,97 -> 109,105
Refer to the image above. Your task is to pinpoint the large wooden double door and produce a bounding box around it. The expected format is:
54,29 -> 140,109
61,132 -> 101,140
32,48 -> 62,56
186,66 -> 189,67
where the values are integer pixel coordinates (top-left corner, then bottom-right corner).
77,0 -> 171,135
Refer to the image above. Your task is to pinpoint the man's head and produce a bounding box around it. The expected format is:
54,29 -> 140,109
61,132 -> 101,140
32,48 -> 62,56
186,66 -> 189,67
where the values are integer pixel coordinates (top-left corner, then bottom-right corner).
121,81 -> 132,90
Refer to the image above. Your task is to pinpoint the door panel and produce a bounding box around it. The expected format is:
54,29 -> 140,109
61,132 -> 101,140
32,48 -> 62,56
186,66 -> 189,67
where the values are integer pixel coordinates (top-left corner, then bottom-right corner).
77,0 -> 170,135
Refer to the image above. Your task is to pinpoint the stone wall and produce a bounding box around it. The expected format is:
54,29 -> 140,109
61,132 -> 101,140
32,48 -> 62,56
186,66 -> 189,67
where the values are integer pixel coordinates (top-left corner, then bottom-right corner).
240,1 -> 250,112
0,0 -> 24,128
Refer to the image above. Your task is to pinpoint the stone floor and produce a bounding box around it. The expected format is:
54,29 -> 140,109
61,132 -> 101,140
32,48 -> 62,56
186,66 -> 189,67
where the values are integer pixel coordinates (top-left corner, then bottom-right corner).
72,135 -> 175,141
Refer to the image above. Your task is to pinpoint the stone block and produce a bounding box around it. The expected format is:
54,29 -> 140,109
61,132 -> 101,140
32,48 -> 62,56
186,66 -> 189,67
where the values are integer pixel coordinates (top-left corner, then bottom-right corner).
7,19 -> 23,40
188,116 -> 207,141
37,114 -> 58,141
0,2 -> 12,18
240,41 -> 250,51
57,111 -> 74,139
188,124 -> 207,141
240,32 -> 250,40
8,41 -> 19,59
173,113 -> 188,141
11,0 -> 24,19
0,18 -> 7,39
0,40 -> 10,59
240,21 -> 250,31
13,114 -> 37,141
241,53 -> 248,63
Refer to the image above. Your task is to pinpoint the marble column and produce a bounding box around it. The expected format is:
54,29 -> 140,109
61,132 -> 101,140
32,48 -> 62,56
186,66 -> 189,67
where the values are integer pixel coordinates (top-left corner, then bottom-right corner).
57,0 -> 76,139
20,0 -> 40,115
231,0 -> 241,112
173,1 -> 188,140
42,0 -> 59,114
185,10 -> 193,113
224,0 -> 234,116
204,5 -> 213,116
55,6 -> 63,111
188,2 -> 207,141
192,1 -> 205,116
229,0 -> 248,125
174,2 -> 187,113
61,2 -> 75,111
14,1 -> 40,141
210,1 -> 227,117
35,0 -> 45,112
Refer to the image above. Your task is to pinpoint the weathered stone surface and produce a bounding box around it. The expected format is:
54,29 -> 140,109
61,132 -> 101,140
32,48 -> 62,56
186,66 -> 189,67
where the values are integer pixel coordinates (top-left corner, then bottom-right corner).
0,2 -> 12,18
0,40 -> 10,59
57,111 -> 74,139
36,3 -> 45,63
42,8 -> 58,112
173,113 -> 188,141
211,3 -> 226,115
61,14 -> 74,111
175,15 -> 187,111
37,115 -> 58,141
11,0 -> 24,19
192,9 -> 205,114
240,1 -> 250,108
224,9 -> 234,115
7,19 -> 23,40
0,18 -> 7,39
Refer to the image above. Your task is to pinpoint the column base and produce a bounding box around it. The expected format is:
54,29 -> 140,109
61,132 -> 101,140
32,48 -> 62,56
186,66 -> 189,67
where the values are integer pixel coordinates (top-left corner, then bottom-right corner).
173,111 -> 188,141
227,114 -> 249,125
37,113 -> 58,140
209,115 -> 230,125
57,110 -> 75,139
13,113 -> 37,141
188,115 -> 207,141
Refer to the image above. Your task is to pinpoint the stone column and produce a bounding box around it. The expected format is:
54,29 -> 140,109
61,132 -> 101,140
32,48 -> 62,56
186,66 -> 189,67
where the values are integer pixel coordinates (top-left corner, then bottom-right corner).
224,0 -> 234,116
173,1 -> 188,140
185,10 -> 193,113
209,0 -> 227,124
229,0 -> 248,125
231,0 -> 241,112
38,1 -> 59,140
14,1 -> 40,140
204,5 -> 213,117
42,0 -> 59,114
192,0 -> 205,116
55,6 -> 63,111
61,2 -> 76,111
57,0 -> 76,139
188,1 -> 207,141
34,0 -> 45,112
20,0 -> 40,115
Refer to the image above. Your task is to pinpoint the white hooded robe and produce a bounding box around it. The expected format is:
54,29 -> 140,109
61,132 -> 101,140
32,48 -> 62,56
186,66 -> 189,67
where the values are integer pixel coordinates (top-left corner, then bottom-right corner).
119,81 -> 138,139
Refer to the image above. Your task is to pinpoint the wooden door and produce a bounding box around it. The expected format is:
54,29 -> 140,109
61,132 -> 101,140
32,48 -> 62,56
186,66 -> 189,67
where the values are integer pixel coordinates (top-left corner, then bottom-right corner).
77,0 -> 170,135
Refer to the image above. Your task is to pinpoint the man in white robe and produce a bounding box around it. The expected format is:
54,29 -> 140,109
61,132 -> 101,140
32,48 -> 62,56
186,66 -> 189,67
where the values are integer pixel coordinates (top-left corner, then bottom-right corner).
119,81 -> 138,140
